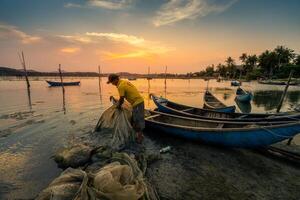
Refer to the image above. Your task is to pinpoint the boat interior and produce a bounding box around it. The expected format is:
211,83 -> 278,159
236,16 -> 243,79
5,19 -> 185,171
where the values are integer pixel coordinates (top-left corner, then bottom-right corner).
146,111 -> 291,130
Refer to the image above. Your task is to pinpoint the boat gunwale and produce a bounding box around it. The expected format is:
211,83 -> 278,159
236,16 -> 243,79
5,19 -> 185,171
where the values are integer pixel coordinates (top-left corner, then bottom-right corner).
151,94 -> 300,120
145,110 -> 300,132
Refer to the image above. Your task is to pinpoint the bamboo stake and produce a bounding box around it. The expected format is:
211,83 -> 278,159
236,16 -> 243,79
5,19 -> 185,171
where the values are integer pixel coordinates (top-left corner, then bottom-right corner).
164,66 -> 167,98
58,64 -> 66,114
276,70 -> 293,113
98,65 -> 102,103
22,52 -> 30,89
18,51 -> 32,109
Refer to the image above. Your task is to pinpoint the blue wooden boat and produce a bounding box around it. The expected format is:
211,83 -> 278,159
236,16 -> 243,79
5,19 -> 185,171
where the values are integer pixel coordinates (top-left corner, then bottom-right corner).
151,94 -> 300,122
235,87 -> 253,103
231,80 -> 241,86
203,91 -> 236,113
145,111 -> 300,148
46,80 -> 80,87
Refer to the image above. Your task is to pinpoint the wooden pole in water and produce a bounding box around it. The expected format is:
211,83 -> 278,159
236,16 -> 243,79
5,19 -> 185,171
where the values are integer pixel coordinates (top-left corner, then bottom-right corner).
98,65 -> 102,102
276,70 -> 293,113
58,64 -> 66,114
58,64 -> 64,89
164,66 -> 167,97
20,51 -> 30,89
18,51 -> 32,109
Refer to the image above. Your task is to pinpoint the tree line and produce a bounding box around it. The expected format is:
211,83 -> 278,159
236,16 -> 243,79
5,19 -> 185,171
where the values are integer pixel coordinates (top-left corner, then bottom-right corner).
193,46 -> 300,80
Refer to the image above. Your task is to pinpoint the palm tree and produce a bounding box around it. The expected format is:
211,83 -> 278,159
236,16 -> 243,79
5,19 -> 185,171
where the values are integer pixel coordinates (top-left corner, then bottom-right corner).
274,46 -> 295,67
258,50 -> 278,78
239,53 -> 248,65
225,56 -> 235,67
245,54 -> 258,72
294,55 -> 300,66
239,53 -> 248,76
225,57 -> 237,78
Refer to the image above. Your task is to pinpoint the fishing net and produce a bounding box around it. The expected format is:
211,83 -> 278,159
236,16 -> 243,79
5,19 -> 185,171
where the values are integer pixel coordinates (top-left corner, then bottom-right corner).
37,151 -> 159,200
54,144 -> 92,168
94,104 -> 136,150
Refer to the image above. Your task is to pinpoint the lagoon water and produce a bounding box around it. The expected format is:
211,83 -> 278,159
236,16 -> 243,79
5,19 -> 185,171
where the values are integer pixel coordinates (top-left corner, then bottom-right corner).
0,77 -> 300,199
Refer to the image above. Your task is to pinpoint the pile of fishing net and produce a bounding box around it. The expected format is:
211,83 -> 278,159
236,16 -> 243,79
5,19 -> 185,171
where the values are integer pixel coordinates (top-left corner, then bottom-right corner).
37,150 -> 159,200
94,103 -> 136,150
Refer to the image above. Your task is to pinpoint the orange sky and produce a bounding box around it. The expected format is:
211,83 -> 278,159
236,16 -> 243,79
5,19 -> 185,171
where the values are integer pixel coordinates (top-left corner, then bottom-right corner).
0,0 -> 299,73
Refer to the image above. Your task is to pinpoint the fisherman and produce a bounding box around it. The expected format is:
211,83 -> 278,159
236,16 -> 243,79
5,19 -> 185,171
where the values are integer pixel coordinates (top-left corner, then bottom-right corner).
107,74 -> 144,143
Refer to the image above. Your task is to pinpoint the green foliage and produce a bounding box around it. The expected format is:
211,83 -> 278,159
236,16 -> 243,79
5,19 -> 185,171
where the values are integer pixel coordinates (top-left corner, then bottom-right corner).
194,45 -> 299,80
245,69 -> 263,80
274,65 -> 300,78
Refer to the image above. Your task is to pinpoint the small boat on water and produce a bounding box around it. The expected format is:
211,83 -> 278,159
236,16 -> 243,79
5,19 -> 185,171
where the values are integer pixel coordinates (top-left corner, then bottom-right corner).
203,91 -> 236,113
128,77 -> 137,81
145,110 -> 300,148
258,80 -> 299,86
235,87 -> 253,103
235,99 -> 252,113
231,80 -> 241,86
151,94 -> 300,122
46,80 -> 80,87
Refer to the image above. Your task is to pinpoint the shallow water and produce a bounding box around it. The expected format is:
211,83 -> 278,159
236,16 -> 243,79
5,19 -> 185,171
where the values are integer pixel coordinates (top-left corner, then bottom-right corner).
0,77 -> 300,199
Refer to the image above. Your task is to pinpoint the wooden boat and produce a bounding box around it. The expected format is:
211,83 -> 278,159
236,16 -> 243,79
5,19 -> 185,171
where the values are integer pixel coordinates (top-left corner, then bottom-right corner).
235,99 -> 252,113
231,80 -> 241,86
151,94 -> 300,122
145,111 -> 300,148
203,91 -> 236,113
46,80 -> 80,86
235,87 -> 253,103
258,80 -> 299,86
128,77 -> 137,81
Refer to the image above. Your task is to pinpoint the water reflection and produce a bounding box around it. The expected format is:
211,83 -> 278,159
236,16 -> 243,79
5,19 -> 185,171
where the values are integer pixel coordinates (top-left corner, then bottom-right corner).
147,79 -> 151,106
62,88 -> 66,114
98,76 -> 103,104
235,100 -> 252,113
253,90 -> 300,111
26,87 -> 32,110
164,79 -> 167,98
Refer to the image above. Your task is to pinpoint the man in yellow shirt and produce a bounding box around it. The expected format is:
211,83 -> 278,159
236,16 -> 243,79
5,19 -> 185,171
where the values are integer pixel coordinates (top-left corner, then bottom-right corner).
107,74 -> 144,143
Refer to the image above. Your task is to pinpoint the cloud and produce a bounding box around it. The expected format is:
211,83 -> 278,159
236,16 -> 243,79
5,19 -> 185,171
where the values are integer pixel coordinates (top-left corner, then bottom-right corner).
153,0 -> 238,27
58,32 -> 173,59
64,3 -> 83,8
86,32 -> 145,45
88,0 -> 133,10
64,0 -> 133,10
60,47 -> 81,53
59,35 -> 92,44
0,24 -> 41,44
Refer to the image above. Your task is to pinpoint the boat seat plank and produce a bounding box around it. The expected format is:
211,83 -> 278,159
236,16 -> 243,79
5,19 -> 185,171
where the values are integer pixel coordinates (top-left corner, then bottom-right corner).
181,108 -> 194,112
217,123 -> 224,128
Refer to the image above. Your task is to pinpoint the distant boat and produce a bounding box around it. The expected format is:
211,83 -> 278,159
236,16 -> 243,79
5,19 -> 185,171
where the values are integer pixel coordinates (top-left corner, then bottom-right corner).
235,87 -> 253,103
46,80 -> 80,87
258,80 -> 298,86
231,80 -> 241,86
203,91 -> 236,113
145,110 -> 300,148
128,77 -> 137,81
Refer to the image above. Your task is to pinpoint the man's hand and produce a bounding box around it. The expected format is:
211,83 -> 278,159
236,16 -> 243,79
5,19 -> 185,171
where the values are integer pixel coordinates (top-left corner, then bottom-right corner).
117,96 -> 125,110
116,102 -> 122,110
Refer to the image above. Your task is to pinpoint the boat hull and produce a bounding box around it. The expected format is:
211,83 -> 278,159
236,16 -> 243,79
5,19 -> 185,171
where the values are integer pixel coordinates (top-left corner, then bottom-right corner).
46,80 -> 80,87
151,94 -> 300,122
145,115 -> 300,148
235,93 -> 253,103
203,91 -> 236,113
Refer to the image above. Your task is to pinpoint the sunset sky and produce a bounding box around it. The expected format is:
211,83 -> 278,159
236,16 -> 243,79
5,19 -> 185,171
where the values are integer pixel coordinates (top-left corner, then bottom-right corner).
0,0 -> 299,73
